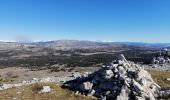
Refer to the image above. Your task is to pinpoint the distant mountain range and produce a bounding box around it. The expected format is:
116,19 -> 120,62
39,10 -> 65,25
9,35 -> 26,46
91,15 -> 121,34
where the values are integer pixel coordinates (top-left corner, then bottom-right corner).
31,40 -> 170,48
0,40 -> 170,50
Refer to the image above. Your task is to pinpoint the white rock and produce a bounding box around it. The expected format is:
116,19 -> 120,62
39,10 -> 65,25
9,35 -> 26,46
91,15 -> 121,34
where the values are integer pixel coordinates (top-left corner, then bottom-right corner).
166,78 -> 170,81
87,89 -> 95,96
79,82 -> 93,91
117,66 -> 126,75
133,79 -> 144,93
117,60 -> 124,65
101,69 -> 114,80
137,69 -> 153,82
140,78 -> 151,90
111,64 -> 118,68
147,90 -> 156,100
135,96 -> 145,100
40,86 -> 52,93
117,86 -> 129,100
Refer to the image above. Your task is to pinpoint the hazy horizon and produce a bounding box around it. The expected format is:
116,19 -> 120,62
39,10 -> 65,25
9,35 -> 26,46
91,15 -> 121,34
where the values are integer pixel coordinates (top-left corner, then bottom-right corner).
1,39 -> 170,44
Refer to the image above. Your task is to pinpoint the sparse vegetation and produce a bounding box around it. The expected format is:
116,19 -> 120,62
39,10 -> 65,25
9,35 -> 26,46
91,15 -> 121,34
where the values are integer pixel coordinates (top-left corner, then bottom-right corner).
147,70 -> 170,87
5,71 -> 18,79
0,52 -> 116,68
0,82 -> 96,100
0,71 -> 18,83
0,45 -> 160,70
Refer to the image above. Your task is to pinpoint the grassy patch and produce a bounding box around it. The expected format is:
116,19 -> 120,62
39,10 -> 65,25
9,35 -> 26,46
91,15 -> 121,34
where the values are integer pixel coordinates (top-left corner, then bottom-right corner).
147,70 -> 170,87
0,82 -> 96,100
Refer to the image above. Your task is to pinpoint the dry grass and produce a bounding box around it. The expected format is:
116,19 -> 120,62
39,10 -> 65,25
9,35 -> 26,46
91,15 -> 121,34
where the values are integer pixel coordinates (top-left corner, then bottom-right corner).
0,71 -> 18,84
0,82 -> 96,100
0,69 -> 169,100
147,70 -> 170,87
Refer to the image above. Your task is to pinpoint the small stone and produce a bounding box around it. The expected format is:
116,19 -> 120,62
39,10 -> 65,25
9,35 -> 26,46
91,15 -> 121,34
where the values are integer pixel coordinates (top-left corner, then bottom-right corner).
118,54 -> 127,62
40,86 -> 52,93
101,69 -> 114,80
117,86 -> 129,100
166,78 -> 170,81
17,91 -> 22,94
135,96 -> 145,100
117,66 -> 126,75
87,89 -> 95,96
75,91 -> 80,95
147,90 -> 156,100
104,91 -> 111,96
132,79 -> 144,93
99,96 -> 106,100
117,60 -> 124,65
79,82 -> 93,91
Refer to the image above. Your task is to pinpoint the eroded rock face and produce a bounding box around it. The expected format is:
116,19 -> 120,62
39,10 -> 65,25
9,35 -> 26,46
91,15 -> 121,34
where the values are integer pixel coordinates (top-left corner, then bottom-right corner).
64,54 -> 162,100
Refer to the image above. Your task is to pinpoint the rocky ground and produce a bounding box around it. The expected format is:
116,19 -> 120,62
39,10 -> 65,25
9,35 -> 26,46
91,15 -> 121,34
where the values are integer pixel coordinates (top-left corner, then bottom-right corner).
64,55 -> 170,100
0,67 -> 99,84
0,82 -> 97,100
0,52 -> 170,99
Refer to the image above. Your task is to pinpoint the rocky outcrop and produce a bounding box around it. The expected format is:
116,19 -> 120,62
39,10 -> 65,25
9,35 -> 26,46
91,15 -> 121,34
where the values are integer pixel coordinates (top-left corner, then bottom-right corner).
64,54 -> 164,100
151,49 -> 170,68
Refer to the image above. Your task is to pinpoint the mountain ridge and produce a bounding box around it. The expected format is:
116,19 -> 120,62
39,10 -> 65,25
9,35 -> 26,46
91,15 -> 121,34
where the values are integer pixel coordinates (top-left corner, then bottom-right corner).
0,40 -> 170,50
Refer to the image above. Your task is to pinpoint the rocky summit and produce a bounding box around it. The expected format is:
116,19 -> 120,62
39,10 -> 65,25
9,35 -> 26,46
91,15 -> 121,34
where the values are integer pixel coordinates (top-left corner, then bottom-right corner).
64,54 -> 162,100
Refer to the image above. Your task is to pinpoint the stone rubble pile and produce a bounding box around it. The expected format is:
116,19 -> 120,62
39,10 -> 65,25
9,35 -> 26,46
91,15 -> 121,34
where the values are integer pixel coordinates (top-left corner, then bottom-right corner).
64,54 -> 162,100
151,49 -> 170,68
159,89 -> 170,99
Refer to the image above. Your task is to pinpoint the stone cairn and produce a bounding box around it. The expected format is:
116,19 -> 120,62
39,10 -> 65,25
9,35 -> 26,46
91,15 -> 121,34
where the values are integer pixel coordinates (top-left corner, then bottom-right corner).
64,54 -> 165,100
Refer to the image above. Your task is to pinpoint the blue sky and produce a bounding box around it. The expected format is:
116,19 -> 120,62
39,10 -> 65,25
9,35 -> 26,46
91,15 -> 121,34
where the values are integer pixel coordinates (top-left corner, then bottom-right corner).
0,0 -> 170,43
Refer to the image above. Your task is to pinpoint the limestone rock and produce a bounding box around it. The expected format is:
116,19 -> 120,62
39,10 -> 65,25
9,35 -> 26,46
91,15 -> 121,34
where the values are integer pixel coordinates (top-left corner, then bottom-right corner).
40,86 -> 52,93
117,86 -> 129,100
166,78 -> 170,81
87,89 -> 95,96
151,49 -> 170,68
79,82 -> 93,91
132,79 -> 144,93
101,69 -> 114,80
135,96 -> 145,100
64,54 -> 163,100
